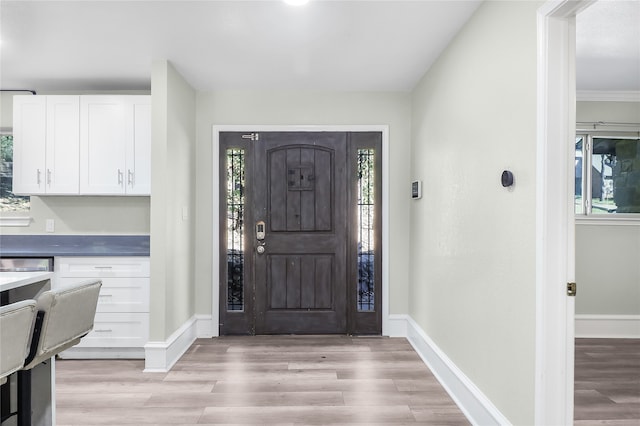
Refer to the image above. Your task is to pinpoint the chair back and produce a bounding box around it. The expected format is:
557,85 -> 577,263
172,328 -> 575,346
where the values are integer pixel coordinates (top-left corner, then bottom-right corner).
23,280 -> 101,370
0,300 -> 37,382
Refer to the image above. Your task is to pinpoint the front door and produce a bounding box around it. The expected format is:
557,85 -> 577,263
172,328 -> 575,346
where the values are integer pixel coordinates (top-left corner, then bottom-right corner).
218,131 -> 381,335
254,132 -> 347,334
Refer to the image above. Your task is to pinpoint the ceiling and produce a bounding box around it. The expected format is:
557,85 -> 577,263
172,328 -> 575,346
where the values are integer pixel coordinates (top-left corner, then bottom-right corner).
0,0 -> 481,93
576,0 -> 640,92
0,0 -> 638,94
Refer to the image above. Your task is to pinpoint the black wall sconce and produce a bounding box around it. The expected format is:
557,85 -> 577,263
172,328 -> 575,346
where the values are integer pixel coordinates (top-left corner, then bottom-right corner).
501,170 -> 514,187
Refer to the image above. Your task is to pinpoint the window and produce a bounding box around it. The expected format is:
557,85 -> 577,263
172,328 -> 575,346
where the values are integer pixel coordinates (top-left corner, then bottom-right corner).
575,132 -> 640,215
0,133 -> 30,212
226,148 -> 245,311
356,148 -> 375,312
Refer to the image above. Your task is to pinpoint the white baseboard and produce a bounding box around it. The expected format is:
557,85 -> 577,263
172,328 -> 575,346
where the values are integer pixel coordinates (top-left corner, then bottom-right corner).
196,314 -> 215,338
575,315 -> 640,338
144,316 -> 198,372
59,347 -> 145,359
385,313 -> 409,337
401,315 -> 510,426
143,315 -> 216,372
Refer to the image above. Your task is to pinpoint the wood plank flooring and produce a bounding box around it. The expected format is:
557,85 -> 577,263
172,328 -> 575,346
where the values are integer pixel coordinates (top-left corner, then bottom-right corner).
574,338 -> 640,426
56,336 -> 640,425
55,336 -> 470,425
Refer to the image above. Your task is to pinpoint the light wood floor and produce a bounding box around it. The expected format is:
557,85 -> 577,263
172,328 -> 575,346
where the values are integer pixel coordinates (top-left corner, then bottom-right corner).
574,338 -> 640,426
56,336 -> 640,425
55,336 -> 470,425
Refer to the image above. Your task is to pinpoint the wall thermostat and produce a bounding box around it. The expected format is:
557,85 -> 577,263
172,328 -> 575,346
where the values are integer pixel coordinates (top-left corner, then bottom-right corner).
411,180 -> 422,199
501,170 -> 514,187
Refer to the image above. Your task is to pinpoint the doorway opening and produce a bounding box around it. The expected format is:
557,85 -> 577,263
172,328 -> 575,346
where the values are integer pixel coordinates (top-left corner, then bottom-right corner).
216,131 -> 383,335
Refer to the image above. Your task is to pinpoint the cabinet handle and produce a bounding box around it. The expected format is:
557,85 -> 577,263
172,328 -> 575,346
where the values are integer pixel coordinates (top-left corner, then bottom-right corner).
94,266 -> 113,269
47,169 -> 52,185
127,169 -> 134,186
117,169 -> 123,185
37,169 -> 41,185
94,329 -> 113,333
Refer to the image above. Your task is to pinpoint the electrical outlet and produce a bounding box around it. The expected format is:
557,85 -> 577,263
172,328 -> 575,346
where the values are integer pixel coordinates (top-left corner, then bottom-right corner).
45,219 -> 55,233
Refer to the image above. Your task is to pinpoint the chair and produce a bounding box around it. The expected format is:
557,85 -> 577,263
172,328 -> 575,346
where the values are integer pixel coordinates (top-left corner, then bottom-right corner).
1,300 -> 37,424
0,300 -> 37,384
22,279 -> 102,370
17,279 -> 102,426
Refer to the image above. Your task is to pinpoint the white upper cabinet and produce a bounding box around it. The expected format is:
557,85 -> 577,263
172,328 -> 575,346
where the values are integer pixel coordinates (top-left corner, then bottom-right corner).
80,95 -> 151,195
12,96 -> 47,194
80,96 -> 128,194
128,102 -> 151,195
47,96 -> 81,194
12,96 -> 80,195
13,94 -> 150,196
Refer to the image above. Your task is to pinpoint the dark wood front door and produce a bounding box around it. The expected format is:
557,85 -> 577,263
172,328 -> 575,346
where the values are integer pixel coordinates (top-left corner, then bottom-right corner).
254,132 -> 347,334
219,131 -> 381,335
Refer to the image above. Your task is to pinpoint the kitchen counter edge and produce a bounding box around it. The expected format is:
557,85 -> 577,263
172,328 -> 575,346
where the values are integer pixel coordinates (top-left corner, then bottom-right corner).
0,235 -> 150,257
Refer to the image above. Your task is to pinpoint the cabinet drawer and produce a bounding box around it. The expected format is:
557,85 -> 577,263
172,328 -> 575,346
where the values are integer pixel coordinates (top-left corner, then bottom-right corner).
57,257 -> 150,278
57,277 -> 149,313
76,312 -> 149,348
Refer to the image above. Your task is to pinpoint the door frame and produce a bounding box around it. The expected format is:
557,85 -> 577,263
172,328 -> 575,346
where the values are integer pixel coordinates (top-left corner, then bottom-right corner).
211,125 -> 390,336
536,1 -> 594,424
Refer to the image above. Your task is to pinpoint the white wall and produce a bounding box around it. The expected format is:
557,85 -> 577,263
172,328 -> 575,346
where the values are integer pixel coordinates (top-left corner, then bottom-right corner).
410,2 -> 541,424
575,100 -> 640,316
1,92 -> 15,128
577,100 -> 640,124
194,90 -> 412,318
150,61 -> 196,340
0,91 -> 151,235
576,224 -> 640,315
0,196 -> 150,235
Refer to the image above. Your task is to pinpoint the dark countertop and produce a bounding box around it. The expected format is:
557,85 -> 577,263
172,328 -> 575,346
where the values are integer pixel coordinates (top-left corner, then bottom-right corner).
0,235 -> 150,257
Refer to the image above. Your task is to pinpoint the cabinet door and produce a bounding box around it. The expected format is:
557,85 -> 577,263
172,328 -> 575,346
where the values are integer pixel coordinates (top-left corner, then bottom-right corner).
80,96 -> 129,194
46,96 -> 80,194
57,277 -> 150,313
56,256 -> 150,278
73,312 -> 149,348
12,96 -> 46,194
126,98 -> 151,195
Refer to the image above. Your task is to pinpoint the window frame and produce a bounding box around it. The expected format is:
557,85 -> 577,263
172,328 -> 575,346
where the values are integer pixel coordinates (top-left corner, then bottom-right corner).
575,129 -> 640,223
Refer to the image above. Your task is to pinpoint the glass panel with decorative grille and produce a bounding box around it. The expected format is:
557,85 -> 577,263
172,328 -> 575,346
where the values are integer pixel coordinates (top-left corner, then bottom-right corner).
226,148 -> 245,311
357,148 -> 375,312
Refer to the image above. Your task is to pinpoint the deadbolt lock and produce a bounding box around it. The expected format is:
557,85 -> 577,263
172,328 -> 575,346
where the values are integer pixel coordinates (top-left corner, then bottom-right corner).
256,221 -> 265,240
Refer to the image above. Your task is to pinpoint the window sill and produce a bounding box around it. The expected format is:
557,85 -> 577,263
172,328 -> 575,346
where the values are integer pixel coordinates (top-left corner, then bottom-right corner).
575,215 -> 640,226
0,216 -> 32,227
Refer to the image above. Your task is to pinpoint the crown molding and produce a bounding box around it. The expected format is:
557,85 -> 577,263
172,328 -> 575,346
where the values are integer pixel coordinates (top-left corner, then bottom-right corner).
577,91 -> 640,102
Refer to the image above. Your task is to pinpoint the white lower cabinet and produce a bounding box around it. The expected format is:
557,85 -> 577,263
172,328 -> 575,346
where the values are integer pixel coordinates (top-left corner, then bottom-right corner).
75,313 -> 149,348
56,257 -> 149,359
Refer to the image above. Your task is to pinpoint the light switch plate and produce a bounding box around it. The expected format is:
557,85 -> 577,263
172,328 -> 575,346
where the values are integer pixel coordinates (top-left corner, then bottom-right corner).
45,219 -> 55,233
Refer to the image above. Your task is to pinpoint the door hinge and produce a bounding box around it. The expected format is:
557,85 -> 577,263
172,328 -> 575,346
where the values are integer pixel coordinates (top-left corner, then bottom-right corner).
567,282 -> 577,297
242,133 -> 260,141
